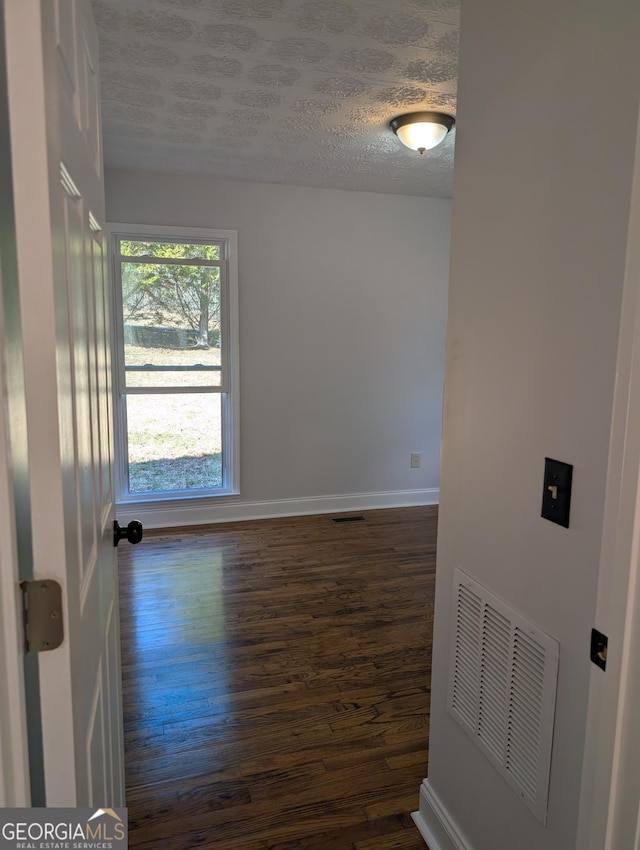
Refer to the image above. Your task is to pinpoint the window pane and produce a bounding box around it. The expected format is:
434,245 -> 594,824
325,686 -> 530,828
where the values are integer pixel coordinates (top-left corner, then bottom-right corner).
119,239 -> 221,261
121,260 -> 221,388
126,394 -> 223,494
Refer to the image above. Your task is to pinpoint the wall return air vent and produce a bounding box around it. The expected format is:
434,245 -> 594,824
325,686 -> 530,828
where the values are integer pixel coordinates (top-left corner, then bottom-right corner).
447,569 -> 559,824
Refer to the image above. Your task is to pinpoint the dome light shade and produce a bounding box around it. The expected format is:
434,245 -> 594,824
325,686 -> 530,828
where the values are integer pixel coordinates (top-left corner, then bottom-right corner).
389,111 -> 455,154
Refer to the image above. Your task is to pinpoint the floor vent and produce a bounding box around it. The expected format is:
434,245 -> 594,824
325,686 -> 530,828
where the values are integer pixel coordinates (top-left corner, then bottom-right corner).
331,515 -> 366,523
447,568 -> 559,824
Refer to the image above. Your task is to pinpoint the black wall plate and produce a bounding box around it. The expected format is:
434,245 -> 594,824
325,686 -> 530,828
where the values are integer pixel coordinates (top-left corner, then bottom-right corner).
541,457 -> 573,528
590,628 -> 608,671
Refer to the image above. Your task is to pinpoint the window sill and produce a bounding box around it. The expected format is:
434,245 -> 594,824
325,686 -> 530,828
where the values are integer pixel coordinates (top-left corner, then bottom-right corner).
116,489 -> 240,509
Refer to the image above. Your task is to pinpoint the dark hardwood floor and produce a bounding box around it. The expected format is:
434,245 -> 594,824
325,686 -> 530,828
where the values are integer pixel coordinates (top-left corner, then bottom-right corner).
118,506 -> 437,849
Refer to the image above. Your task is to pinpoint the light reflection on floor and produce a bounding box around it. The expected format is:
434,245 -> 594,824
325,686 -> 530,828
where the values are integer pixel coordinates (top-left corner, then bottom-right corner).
122,545 -> 232,762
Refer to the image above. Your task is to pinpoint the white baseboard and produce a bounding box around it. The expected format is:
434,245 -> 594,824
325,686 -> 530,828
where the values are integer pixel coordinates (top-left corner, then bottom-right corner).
412,780 -> 472,850
116,488 -> 439,530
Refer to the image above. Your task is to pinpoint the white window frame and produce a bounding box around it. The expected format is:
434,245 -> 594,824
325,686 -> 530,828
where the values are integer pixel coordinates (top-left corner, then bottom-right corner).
108,223 -> 240,505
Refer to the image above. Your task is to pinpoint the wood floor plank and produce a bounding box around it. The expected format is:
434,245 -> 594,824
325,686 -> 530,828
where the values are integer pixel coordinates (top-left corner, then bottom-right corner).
119,506 -> 436,848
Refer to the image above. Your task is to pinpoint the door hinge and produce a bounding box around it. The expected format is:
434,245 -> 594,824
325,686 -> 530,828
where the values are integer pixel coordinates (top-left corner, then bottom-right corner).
19,580 -> 64,653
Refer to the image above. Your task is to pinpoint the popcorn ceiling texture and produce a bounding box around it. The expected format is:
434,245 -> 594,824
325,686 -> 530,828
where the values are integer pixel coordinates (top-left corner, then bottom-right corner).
93,0 -> 459,197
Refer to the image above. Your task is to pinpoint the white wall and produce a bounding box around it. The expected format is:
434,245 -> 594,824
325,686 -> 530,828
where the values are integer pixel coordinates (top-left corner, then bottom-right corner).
417,1 -> 640,849
105,171 -> 451,525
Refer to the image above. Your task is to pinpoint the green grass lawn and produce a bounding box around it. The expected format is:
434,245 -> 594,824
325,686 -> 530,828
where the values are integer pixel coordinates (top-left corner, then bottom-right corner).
129,454 -> 222,493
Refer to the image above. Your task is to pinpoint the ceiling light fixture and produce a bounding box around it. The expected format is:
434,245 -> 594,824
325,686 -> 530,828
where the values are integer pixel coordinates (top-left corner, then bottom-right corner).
389,111 -> 455,154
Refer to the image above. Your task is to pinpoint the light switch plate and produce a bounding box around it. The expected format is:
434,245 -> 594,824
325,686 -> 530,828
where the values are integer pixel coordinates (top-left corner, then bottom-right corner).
541,457 -> 573,528
590,628 -> 608,671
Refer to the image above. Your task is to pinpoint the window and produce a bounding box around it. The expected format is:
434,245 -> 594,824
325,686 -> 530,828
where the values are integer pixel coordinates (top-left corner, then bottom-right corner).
110,224 -> 239,502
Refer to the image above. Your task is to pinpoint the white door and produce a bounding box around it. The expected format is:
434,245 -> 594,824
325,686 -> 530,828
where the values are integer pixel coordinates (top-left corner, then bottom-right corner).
4,0 -> 125,806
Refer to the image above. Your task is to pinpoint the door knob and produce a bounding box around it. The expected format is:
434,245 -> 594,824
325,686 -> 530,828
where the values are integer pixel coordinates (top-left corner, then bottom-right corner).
113,519 -> 143,547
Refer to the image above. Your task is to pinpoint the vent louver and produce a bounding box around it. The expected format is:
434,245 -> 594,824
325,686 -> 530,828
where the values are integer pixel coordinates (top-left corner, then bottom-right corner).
448,569 -> 559,824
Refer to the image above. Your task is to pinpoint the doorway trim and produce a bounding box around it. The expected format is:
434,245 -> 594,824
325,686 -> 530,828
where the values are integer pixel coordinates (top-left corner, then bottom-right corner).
0,0 -> 30,805
576,104 -> 640,849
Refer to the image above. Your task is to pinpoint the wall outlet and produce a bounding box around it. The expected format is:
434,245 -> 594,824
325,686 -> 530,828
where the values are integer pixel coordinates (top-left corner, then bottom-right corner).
410,452 -> 421,468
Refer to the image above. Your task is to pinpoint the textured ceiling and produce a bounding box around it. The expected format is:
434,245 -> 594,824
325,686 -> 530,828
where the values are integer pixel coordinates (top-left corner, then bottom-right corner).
93,0 -> 459,197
